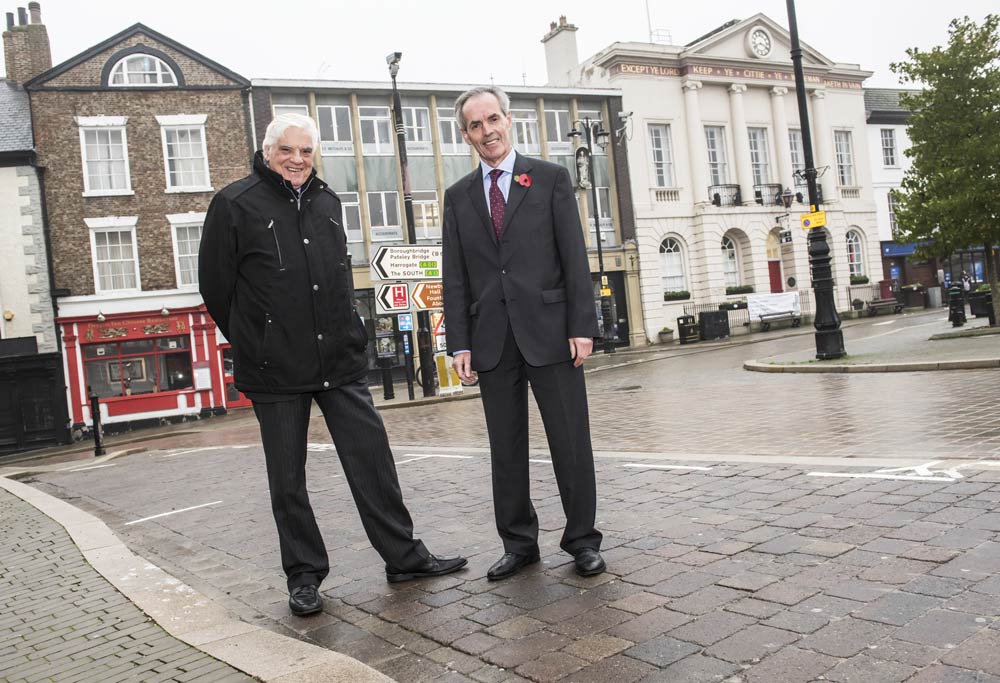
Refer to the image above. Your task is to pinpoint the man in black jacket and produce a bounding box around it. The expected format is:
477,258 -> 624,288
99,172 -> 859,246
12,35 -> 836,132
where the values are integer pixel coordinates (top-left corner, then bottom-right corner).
199,113 -> 465,616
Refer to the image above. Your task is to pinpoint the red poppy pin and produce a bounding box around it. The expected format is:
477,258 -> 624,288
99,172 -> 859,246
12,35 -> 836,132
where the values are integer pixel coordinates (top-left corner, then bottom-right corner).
514,174 -> 532,188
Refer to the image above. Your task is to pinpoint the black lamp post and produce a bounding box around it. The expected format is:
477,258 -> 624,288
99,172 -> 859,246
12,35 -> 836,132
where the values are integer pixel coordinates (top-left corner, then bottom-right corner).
569,117 -> 615,354
786,0 -> 845,360
387,51 -> 435,397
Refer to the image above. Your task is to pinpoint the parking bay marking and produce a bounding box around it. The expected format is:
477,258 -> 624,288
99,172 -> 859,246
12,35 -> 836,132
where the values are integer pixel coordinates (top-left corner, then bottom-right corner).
125,501 -> 223,526
809,460 -> 1000,483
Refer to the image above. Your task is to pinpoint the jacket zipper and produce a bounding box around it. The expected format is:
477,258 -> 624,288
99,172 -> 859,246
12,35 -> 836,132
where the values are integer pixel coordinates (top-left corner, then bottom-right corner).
267,219 -> 285,270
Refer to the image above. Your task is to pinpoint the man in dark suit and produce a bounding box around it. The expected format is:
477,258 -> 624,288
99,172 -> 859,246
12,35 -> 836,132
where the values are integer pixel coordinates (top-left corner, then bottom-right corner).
200,113 -> 466,617
442,86 -> 605,580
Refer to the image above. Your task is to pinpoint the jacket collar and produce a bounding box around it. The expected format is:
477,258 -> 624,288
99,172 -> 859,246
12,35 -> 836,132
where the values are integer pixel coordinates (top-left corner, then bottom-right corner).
465,151 -> 534,245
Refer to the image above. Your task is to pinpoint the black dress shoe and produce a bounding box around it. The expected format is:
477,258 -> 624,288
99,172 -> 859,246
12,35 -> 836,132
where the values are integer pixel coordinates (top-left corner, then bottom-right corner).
487,551 -> 541,581
385,554 -> 468,583
288,584 -> 323,616
574,548 -> 606,577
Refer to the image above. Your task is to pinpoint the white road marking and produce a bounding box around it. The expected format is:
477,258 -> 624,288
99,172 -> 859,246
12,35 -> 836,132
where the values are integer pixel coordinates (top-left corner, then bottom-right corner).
125,501 -> 223,525
809,460 -> 970,483
529,459 -> 552,464
396,454 -> 475,465
67,463 -> 117,472
624,463 -> 713,471
808,472 -> 957,483
162,445 -> 253,458
872,320 -> 897,327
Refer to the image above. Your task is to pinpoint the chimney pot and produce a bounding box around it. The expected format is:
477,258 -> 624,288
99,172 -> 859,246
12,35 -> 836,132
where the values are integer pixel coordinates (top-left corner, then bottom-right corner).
5,12 -> 13,30
559,15 -> 566,26
28,1 -> 40,24
550,21 -> 556,31
17,7 -> 27,25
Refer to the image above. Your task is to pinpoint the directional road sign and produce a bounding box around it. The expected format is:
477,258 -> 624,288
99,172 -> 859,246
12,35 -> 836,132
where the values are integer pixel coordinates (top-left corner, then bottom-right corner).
411,281 -> 444,310
376,283 -> 411,314
371,245 -> 443,281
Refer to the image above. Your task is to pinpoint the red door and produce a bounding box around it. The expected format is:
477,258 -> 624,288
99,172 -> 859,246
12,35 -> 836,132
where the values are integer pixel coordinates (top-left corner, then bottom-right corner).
768,261 -> 783,293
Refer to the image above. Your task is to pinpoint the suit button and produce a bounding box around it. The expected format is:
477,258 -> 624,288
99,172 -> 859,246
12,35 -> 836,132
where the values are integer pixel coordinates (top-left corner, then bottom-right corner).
313,284 -> 319,291
323,381 -> 330,388
303,238 -> 310,244
501,269 -> 507,274
317,333 -> 324,340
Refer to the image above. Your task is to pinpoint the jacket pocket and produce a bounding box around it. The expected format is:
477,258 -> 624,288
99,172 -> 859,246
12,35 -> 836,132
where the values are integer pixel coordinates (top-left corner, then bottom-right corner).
468,301 -> 480,317
258,313 -> 273,370
542,288 -> 567,304
267,219 -> 285,270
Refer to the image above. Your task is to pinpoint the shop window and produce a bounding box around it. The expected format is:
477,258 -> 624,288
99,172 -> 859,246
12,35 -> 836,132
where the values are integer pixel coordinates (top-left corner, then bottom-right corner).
82,335 -> 192,399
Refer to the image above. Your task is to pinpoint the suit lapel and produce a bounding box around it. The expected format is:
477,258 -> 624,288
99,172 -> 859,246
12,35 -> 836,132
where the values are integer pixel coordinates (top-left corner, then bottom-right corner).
501,153 -> 532,234
465,167 -> 497,245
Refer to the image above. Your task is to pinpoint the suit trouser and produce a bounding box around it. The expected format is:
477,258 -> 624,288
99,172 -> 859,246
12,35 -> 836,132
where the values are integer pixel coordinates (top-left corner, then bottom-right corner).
252,379 -> 429,590
477,325 -> 602,556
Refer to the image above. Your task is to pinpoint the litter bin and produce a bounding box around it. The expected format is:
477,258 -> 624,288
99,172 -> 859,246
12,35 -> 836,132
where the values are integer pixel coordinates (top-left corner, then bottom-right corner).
677,315 -> 699,344
698,310 -> 730,340
926,286 -> 943,308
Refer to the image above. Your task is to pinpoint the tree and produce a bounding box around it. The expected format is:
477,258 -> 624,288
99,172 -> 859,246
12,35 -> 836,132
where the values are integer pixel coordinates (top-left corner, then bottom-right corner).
891,14 -> 1000,325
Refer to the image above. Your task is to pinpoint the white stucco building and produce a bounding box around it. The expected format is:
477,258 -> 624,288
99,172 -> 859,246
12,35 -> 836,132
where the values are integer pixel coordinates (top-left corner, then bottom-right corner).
544,14 -> 882,341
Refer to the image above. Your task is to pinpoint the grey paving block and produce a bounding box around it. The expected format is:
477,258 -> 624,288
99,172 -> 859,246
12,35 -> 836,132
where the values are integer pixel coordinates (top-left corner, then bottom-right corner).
624,634 -> 700,667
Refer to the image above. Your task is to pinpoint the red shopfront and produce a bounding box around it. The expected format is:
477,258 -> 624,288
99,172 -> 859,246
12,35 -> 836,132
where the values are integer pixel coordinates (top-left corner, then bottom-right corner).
59,306 -> 237,430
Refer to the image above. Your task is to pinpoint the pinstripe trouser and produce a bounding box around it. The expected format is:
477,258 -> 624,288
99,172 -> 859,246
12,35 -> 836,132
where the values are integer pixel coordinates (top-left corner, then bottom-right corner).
252,379 -> 429,590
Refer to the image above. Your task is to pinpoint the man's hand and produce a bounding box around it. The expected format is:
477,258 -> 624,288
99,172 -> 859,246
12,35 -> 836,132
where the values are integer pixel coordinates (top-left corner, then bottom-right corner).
569,337 -> 594,367
453,352 -> 477,383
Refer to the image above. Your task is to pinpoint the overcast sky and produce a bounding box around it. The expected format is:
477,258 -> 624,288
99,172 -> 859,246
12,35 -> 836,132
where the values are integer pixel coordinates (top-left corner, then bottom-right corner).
5,1 -> 997,87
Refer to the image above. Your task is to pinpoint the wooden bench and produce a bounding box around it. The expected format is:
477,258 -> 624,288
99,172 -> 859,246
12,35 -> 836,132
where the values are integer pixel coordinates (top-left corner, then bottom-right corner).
759,311 -> 802,331
867,298 -> 904,316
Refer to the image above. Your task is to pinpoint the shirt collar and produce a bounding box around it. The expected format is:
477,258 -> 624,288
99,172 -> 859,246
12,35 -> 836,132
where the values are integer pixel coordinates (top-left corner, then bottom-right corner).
480,148 -> 517,178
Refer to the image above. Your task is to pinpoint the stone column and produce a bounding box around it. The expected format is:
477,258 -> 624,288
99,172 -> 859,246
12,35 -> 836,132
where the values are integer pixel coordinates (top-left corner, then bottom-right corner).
770,86 -> 794,191
728,84 -> 752,204
682,80 -> 708,204
810,89 -> 835,203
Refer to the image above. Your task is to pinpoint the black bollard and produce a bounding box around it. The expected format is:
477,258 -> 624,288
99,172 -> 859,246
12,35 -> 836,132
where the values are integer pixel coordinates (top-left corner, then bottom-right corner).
379,357 -> 395,401
948,283 -> 966,328
88,388 -> 106,456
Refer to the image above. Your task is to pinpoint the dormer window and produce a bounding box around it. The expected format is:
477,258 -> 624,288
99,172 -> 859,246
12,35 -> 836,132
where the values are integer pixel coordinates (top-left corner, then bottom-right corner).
110,54 -> 177,87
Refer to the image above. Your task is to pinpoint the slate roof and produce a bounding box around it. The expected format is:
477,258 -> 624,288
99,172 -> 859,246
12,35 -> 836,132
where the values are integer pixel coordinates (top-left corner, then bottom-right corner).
0,79 -> 33,153
864,87 -> 921,124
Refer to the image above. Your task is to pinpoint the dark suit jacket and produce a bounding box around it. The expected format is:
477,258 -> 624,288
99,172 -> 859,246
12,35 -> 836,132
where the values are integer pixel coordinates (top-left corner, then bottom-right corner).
442,152 -> 599,371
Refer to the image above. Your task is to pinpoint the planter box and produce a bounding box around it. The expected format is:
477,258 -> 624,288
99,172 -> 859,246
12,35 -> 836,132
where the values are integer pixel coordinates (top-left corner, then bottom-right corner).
969,291 -> 993,318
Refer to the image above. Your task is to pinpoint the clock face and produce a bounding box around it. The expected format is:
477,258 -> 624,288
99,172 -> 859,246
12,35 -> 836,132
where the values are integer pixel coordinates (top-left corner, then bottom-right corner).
750,29 -> 772,57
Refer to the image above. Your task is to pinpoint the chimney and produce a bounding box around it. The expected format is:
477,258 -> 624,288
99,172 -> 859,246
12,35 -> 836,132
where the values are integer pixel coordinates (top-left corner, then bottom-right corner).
3,2 -> 51,84
541,15 -> 579,87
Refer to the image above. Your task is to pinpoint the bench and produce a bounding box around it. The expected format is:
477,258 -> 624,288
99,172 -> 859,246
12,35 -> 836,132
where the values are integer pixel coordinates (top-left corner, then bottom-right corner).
759,311 -> 802,331
867,298 -> 904,316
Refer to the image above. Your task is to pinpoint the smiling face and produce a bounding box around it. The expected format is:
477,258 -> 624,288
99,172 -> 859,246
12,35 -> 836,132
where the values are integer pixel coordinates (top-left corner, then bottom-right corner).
460,93 -> 513,168
263,126 -> 314,188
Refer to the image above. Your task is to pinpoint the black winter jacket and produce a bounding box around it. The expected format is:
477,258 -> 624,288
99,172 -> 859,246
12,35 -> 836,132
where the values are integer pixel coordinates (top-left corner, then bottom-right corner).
199,152 -> 369,393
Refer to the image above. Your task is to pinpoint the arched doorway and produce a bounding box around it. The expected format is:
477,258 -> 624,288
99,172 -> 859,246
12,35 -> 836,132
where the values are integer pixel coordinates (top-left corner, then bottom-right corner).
766,230 -> 782,293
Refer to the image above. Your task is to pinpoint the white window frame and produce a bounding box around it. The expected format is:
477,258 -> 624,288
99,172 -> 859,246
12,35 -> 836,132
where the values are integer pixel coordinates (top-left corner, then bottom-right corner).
77,116 -> 132,197
748,127 -> 771,186
722,235 -> 740,288
86,216 -> 141,294
167,212 -> 206,289
705,125 -> 729,186
511,109 -> 540,155
338,192 -> 366,262
586,186 -> 616,246
880,128 -> 897,167
367,190 -> 403,241
788,128 -> 806,186
318,105 -> 354,156
834,130 -> 856,186
888,194 -> 898,234
545,109 -> 573,155
359,106 -> 393,156
109,54 -> 177,87
437,108 -> 468,155
402,107 -> 433,155
648,123 -> 676,188
412,190 -> 441,241
660,237 -> 687,293
578,110 -> 605,155
272,104 -> 309,117
156,115 -> 211,193
846,230 -> 866,277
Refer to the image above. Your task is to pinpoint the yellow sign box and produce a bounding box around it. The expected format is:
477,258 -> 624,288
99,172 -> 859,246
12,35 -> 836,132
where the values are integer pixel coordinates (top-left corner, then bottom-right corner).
800,211 -> 827,230
600,287 -> 612,297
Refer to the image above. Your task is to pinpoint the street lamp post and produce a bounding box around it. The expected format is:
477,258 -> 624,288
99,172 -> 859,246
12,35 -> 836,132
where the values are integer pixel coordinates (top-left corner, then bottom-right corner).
786,0 -> 845,360
569,117 -> 615,354
387,52 -> 435,397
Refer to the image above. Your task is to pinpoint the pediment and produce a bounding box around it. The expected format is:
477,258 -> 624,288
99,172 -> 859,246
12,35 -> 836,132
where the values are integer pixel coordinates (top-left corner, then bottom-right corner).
682,14 -> 834,68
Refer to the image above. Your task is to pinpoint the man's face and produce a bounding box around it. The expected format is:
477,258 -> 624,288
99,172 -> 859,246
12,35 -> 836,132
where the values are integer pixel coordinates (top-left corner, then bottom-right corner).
264,126 -> 314,188
461,93 -> 513,168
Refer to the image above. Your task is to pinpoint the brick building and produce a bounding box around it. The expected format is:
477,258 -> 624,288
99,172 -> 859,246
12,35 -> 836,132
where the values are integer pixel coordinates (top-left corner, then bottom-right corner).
21,16 -> 252,432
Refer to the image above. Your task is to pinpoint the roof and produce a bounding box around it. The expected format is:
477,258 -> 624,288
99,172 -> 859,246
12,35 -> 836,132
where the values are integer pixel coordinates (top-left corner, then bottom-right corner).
864,87 -> 920,124
25,22 -> 249,89
685,19 -> 741,47
0,79 -> 33,153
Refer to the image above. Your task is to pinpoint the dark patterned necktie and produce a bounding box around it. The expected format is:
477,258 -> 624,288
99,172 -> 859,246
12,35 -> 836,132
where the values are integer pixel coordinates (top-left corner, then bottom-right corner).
488,168 -> 505,240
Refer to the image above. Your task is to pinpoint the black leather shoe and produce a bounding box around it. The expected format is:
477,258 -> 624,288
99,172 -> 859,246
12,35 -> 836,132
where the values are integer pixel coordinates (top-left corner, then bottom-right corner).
487,551 -> 541,581
385,554 -> 468,583
573,548 -> 606,577
288,584 -> 323,616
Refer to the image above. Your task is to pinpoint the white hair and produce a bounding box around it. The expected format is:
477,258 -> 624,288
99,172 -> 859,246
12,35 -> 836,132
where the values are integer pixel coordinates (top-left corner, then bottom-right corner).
454,86 -> 510,131
262,113 -> 319,153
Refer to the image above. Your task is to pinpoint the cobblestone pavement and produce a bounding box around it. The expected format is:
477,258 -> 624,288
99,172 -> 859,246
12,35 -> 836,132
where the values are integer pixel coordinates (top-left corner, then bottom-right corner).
12,309 -> 1000,682
0,488 -> 255,683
